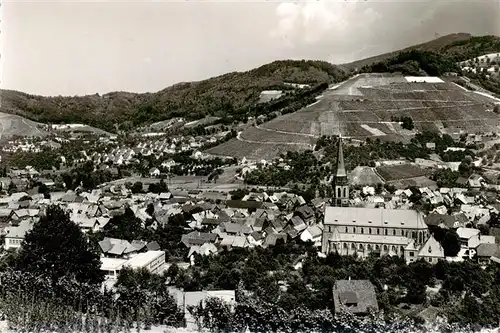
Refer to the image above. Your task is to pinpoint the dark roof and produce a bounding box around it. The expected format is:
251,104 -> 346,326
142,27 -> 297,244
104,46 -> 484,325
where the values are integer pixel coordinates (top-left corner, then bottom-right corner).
333,280 -> 379,315
181,231 -> 218,247
476,243 -> 499,257
226,200 -> 263,209
146,241 -> 161,251
454,213 -> 469,224
264,233 -> 287,246
296,205 -> 315,220
339,291 -> 358,304
424,214 -> 455,227
202,218 -> 220,225
284,225 -> 299,239
250,231 -> 263,241
272,218 -> 286,232
291,215 -> 305,227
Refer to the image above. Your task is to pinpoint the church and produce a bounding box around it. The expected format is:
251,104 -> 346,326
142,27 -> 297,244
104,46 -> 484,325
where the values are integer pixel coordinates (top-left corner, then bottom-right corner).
321,137 -> 432,261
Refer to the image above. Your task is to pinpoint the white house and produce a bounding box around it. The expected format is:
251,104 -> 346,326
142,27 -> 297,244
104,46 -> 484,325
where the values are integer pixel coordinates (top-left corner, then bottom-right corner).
100,250 -> 166,279
4,219 -> 34,250
300,225 -> 323,247
149,167 -> 161,178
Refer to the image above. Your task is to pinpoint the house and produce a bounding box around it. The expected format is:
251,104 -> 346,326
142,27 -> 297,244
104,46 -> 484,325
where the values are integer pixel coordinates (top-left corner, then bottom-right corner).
468,174 -> 484,189
456,227 -> 480,247
181,231 -> 218,247
300,225 -> 323,246
426,142 -> 436,150
290,215 -> 307,232
101,258 -> 127,279
296,205 -> 315,224
149,167 -> 160,178
100,250 -> 166,278
333,280 -> 379,315
417,235 -> 444,265
188,243 -> 218,264
4,219 -> 34,250
476,243 -> 500,265
122,250 -> 166,274
98,237 -> 144,258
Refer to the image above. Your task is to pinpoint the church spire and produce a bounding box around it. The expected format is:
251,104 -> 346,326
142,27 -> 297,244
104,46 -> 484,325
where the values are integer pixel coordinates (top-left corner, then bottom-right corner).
333,135 -> 349,207
335,136 -> 346,178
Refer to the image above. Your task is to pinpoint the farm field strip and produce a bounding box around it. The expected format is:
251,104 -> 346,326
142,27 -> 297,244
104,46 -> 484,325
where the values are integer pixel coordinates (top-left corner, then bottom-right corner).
255,124 -> 317,138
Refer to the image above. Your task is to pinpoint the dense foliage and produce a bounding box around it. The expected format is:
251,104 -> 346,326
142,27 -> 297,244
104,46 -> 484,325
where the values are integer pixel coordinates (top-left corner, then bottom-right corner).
1,60 -> 346,131
15,205 -> 104,285
362,50 -> 460,76
176,240 -> 500,330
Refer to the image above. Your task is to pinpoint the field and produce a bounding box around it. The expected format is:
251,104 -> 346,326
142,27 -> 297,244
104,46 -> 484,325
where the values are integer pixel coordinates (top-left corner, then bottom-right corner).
205,138 -> 307,161
206,73 -> 500,161
376,164 -> 429,181
0,112 -> 48,140
387,176 -> 438,190
348,166 -> 384,185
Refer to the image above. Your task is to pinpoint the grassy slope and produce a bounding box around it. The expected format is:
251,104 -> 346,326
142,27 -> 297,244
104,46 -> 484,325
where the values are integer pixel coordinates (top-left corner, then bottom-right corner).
0,60 -> 345,132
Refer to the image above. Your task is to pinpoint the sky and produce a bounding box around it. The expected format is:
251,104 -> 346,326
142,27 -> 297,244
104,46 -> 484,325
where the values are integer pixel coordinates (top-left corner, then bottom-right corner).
1,0 -> 500,96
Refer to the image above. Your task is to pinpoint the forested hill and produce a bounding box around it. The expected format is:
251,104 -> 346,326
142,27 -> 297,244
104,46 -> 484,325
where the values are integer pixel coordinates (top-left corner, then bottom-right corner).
0,60 -> 346,132
342,33 -> 500,70
3,34 -> 500,132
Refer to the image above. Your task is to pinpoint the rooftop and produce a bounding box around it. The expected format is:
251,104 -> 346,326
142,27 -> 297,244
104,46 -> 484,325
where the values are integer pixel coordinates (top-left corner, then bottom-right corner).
123,250 -> 165,269
324,206 -> 426,229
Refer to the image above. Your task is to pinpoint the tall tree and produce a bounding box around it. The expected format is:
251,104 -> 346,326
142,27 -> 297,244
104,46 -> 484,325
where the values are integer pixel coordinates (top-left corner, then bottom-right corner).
16,205 -> 104,285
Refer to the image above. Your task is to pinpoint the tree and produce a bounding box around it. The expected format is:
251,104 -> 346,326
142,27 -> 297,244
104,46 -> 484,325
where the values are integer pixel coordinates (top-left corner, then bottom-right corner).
116,267 -> 184,327
401,116 -> 414,130
101,207 -> 144,241
16,205 -> 104,285
494,104 -> 500,114
131,181 -> 143,194
432,228 -> 461,257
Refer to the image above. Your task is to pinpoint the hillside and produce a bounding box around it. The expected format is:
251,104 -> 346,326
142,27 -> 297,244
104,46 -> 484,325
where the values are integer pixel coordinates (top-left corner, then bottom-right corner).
3,34 -> 500,133
0,60 -> 346,132
342,33 -> 500,71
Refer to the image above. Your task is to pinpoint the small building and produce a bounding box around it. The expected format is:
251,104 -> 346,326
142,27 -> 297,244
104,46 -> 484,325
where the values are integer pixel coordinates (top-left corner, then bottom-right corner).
122,250 -> 166,274
333,280 -> 379,315
417,235 -> 444,265
4,219 -> 34,250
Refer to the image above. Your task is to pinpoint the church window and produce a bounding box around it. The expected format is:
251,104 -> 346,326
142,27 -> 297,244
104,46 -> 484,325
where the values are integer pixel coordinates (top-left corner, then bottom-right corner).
384,229 -> 388,236
343,187 -> 347,197
337,188 -> 341,197
393,229 -> 396,236
351,243 -> 356,250
377,229 -> 380,235
361,228 -> 364,234
369,228 -> 372,234
353,227 -> 356,233
345,227 -> 348,233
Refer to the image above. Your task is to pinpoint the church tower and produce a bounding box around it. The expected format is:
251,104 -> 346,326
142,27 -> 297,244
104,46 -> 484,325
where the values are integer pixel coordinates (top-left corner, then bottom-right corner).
333,136 -> 349,207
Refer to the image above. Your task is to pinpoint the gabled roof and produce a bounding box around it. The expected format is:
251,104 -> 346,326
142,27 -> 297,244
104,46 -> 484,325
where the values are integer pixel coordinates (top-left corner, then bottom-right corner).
324,206 -> 427,230
418,236 -> 444,258
4,219 -> 33,239
181,231 -> 218,247
476,243 -> 499,257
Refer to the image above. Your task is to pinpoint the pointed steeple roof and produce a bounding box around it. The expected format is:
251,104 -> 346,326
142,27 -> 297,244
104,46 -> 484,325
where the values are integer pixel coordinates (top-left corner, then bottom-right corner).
335,136 -> 347,178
